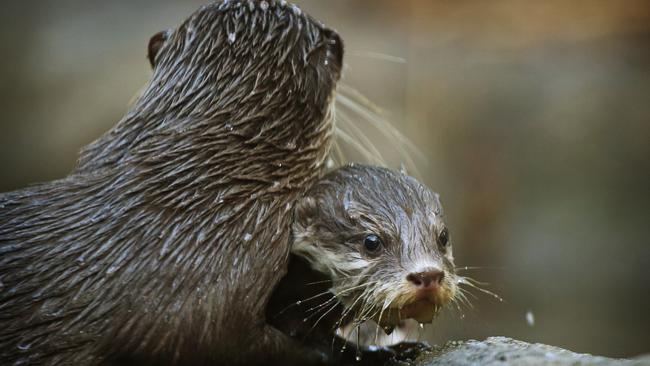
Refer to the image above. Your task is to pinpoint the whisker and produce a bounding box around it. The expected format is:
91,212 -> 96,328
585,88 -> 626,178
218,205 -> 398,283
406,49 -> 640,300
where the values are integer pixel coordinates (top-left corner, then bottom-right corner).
331,139 -> 347,167
459,275 -> 492,287
303,282 -> 371,318
334,127 -> 382,166
335,86 -> 426,178
272,289 -> 335,318
306,300 -> 342,339
330,291 -> 368,353
303,272 -> 372,287
337,83 -> 425,160
458,276 -> 504,303
373,304 -> 388,345
455,265 -> 505,272
349,50 -> 407,64
336,110 -> 387,166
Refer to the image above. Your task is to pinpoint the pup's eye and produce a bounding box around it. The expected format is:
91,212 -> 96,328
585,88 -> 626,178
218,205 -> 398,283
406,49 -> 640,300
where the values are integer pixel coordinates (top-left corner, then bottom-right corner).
363,234 -> 382,252
438,228 -> 450,250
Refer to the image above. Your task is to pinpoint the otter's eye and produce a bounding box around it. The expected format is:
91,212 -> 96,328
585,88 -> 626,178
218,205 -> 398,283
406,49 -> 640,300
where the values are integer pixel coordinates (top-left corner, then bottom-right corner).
438,228 -> 450,250
363,234 -> 382,252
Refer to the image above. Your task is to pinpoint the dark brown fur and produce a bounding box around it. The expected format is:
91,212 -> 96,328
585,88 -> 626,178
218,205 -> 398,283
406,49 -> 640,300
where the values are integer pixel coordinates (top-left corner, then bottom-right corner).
0,1 -> 342,365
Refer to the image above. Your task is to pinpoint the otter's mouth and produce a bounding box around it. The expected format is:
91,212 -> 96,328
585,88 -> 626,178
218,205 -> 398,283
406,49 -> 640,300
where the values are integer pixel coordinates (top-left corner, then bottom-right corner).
374,299 -> 443,328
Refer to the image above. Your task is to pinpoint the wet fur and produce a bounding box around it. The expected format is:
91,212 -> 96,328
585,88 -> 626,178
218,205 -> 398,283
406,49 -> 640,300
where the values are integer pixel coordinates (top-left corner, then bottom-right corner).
0,1 -> 342,365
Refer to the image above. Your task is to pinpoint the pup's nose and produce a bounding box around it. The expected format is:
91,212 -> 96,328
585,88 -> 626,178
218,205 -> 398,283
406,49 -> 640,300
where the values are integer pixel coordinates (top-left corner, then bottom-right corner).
406,269 -> 444,290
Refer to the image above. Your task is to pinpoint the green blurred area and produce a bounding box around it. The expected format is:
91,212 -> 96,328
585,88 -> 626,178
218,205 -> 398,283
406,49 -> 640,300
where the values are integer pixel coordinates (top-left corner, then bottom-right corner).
0,0 -> 648,358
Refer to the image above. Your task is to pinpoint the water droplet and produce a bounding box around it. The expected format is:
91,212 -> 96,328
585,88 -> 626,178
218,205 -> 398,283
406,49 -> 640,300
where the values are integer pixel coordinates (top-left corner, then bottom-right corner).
419,323 -> 424,329
186,26 -> 196,43
343,189 -> 353,211
243,233 -> 253,242
227,32 -> 236,44
17,343 -> 31,351
225,124 -> 234,131
326,158 -> 335,169
31,289 -> 45,300
525,310 -> 535,326
76,256 -> 86,267
260,1 -> 269,11
355,354 -> 362,361
296,300 -> 302,305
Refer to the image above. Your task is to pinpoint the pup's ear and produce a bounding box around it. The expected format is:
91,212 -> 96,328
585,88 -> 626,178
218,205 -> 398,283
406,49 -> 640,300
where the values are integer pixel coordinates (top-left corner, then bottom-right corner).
147,29 -> 172,68
293,196 -> 318,226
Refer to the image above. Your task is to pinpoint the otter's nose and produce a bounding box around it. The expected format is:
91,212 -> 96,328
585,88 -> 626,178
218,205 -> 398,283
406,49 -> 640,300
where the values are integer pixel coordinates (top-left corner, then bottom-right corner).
406,269 -> 444,290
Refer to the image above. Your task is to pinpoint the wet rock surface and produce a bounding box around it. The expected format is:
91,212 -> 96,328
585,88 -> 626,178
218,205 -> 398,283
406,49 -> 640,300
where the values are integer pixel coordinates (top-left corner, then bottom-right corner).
380,337 -> 650,366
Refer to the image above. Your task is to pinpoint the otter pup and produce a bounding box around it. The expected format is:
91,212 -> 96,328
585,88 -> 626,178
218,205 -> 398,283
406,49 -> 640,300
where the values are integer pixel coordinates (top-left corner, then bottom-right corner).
0,1 -> 342,365
268,164 -> 457,363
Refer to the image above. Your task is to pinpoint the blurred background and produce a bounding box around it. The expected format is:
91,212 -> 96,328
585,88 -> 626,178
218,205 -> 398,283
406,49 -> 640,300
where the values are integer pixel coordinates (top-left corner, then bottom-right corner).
0,0 -> 648,358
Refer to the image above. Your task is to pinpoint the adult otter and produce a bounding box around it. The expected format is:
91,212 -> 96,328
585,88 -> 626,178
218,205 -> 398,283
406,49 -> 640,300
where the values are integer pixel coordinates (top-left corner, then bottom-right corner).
268,164 -> 458,363
0,1 -> 342,365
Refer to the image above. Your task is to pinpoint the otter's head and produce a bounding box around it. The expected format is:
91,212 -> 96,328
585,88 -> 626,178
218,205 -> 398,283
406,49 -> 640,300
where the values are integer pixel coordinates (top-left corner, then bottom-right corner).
292,165 -> 457,327
145,0 -> 343,115
78,0 -> 343,181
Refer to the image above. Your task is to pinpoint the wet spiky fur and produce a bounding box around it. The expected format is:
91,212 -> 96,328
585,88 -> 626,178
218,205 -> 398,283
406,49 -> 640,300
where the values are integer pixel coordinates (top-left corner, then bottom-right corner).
0,1 -> 342,365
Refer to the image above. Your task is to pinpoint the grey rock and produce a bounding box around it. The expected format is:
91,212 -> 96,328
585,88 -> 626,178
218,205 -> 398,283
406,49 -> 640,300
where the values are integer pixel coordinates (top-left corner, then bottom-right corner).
400,337 -> 649,366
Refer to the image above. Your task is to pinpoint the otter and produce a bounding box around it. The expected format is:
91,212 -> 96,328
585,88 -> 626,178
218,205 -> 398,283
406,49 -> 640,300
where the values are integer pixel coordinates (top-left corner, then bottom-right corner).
0,1 -> 343,365
268,164 -> 457,364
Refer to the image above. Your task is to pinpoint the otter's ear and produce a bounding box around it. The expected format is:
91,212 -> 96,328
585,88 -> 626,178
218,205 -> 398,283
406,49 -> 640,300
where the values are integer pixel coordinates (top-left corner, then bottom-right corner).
148,29 -> 171,68
294,196 -> 318,226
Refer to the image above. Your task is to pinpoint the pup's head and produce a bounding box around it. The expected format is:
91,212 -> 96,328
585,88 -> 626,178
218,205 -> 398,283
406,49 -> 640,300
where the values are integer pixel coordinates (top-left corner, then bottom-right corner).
292,165 -> 457,327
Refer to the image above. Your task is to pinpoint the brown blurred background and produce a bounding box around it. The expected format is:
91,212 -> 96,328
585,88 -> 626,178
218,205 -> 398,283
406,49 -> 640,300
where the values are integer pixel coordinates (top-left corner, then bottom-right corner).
0,0 -> 648,358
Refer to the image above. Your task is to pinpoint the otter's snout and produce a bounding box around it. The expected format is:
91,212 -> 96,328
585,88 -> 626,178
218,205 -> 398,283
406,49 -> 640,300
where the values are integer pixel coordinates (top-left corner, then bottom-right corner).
406,269 -> 445,291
